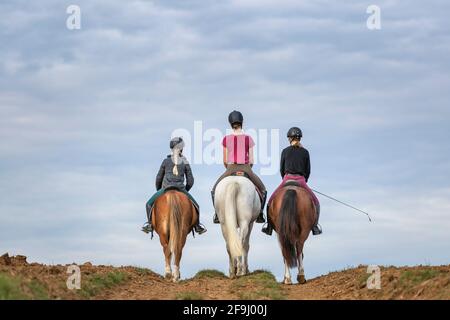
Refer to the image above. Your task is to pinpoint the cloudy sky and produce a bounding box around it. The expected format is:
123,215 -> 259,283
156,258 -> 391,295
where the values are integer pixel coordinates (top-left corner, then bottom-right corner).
1,0 -> 449,281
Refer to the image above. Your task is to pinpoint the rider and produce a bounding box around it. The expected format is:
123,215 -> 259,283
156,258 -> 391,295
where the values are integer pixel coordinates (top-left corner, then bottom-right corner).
262,127 -> 322,236
211,110 -> 267,224
142,137 -> 207,235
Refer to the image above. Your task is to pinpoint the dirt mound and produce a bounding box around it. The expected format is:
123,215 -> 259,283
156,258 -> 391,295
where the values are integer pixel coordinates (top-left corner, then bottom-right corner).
1,253 -> 449,300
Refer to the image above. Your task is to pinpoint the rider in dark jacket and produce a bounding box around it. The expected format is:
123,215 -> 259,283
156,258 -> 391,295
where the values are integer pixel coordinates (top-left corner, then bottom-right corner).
262,127 -> 322,236
142,137 -> 206,235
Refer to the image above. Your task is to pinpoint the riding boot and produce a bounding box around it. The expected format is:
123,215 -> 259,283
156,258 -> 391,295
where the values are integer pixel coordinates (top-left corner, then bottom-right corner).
142,203 -> 154,234
194,211 -> 207,235
211,190 -> 220,224
312,203 -> 322,235
256,190 -> 267,223
261,205 -> 273,235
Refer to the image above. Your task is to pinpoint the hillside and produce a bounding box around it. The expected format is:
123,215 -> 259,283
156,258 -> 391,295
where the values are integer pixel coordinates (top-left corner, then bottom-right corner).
1,253 -> 449,300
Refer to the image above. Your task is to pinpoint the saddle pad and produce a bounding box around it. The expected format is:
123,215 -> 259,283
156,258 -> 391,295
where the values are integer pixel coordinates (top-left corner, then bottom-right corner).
284,180 -> 301,188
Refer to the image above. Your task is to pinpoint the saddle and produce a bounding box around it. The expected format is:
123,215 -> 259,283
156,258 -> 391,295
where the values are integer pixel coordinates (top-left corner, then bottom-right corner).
230,170 -> 264,201
150,187 -> 200,216
230,170 -> 250,179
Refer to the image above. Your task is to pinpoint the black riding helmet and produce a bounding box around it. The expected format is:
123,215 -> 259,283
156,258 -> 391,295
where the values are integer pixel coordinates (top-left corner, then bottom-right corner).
170,137 -> 185,149
228,110 -> 244,126
287,127 -> 303,140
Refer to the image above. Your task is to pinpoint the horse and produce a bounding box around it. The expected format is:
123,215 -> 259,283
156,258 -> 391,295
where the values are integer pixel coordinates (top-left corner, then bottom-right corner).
268,184 -> 317,284
152,189 -> 197,282
214,176 -> 261,279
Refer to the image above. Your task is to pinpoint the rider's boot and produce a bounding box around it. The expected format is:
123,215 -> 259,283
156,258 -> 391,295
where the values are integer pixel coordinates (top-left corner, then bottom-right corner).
212,190 -> 220,224
142,203 -> 154,234
194,210 -> 207,235
262,205 -> 273,235
256,190 -> 267,223
261,222 -> 273,236
312,203 -> 322,235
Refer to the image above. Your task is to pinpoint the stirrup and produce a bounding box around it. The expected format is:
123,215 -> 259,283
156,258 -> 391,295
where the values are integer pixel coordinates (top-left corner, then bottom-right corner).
194,223 -> 207,235
261,223 -> 273,236
141,222 -> 153,234
312,224 -> 322,235
213,213 -> 220,224
256,212 -> 266,223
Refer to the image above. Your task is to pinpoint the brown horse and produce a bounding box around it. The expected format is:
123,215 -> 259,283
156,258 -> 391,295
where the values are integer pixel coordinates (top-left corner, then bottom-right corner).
152,189 -> 197,282
268,184 -> 317,284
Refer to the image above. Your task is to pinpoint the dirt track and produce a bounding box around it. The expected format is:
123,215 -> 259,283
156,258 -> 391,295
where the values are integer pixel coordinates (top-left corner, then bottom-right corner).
1,254 -> 449,300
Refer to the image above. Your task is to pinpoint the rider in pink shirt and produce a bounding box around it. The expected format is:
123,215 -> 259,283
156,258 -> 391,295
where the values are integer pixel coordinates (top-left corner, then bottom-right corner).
211,110 -> 267,224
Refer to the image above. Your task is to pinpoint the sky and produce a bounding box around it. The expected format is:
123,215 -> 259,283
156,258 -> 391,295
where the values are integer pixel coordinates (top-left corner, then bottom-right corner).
1,0 -> 449,281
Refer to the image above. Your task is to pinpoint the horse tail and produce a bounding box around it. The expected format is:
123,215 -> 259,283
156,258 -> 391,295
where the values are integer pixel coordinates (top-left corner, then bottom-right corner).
224,182 -> 243,259
168,192 -> 182,261
278,189 -> 300,268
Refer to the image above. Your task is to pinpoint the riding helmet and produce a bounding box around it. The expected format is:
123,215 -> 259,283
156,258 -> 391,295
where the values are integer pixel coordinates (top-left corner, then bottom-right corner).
287,127 -> 303,139
170,137 -> 185,149
228,110 -> 244,126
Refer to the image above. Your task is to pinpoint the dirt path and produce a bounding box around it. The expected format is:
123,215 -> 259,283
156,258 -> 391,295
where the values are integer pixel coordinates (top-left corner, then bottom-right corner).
1,254 -> 449,300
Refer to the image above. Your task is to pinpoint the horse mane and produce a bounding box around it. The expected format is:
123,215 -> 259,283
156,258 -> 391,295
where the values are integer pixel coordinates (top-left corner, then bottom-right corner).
278,189 -> 301,268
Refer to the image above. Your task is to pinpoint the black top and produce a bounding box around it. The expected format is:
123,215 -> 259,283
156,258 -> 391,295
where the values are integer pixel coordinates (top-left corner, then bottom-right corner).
155,155 -> 194,191
280,146 -> 311,182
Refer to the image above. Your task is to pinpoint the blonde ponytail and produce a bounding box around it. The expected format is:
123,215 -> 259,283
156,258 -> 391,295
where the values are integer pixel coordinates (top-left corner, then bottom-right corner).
172,148 -> 181,176
290,139 -> 302,148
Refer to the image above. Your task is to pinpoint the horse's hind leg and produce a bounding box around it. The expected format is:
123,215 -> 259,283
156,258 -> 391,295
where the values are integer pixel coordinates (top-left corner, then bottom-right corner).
226,245 -> 237,279
283,259 -> 293,285
172,237 -> 186,283
172,252 -> 181,283
296,243 -> 306,284
162,242 -> 172,280
240,223 -> 252,276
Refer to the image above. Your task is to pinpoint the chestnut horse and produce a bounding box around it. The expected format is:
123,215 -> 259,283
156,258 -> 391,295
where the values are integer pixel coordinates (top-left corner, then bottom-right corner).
268,184 -> 317,284
152,189 -> 197,282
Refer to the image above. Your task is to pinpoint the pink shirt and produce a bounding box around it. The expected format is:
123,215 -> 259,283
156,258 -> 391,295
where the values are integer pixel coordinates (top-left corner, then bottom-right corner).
222,134 -> 255,164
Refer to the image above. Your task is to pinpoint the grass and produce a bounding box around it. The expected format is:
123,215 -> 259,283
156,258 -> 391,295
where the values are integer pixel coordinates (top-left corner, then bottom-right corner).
175,291 -> 204,300
134,267 -> 154,276
194,269 -> 227,279
0,273 -> 49,300
399,269 -> 440,286
79,271 -> 128,298
231,270 -> 285,300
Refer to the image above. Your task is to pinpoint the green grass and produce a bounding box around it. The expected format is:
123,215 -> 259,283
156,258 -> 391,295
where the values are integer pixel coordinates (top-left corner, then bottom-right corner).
79,271 -> 128,298
175,291 -> 204,300
134,267 -> 154,276
231,270 -> 285,300
194,269 -> 227,279
399,269 -> 440,286
0,273 -> 49,300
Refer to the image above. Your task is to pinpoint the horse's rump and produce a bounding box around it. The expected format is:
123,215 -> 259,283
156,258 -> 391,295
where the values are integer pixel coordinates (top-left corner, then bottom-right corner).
271,187 -> 316,268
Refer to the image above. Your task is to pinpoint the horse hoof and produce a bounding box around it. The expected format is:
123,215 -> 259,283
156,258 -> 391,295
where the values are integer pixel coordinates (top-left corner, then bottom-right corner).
165,273 -> 172,280
172,277 -> 180,283
230,274 -> 237,280
283,277 -> 292,285
297,275 -> 306,284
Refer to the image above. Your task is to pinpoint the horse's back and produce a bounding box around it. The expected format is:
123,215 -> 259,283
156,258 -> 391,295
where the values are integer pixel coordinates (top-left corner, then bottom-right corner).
215,176 -> 260,218
154,190 -> 197,232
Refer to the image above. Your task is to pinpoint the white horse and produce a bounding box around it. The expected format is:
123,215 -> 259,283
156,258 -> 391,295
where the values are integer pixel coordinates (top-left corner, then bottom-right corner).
214,176 -> 261,278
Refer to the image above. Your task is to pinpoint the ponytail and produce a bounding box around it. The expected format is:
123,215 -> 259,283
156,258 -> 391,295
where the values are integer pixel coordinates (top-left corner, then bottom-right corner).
290,139 -> 302,148
172,148 -> 182,176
